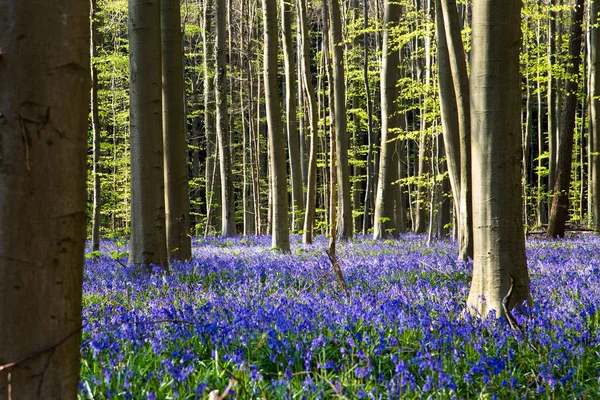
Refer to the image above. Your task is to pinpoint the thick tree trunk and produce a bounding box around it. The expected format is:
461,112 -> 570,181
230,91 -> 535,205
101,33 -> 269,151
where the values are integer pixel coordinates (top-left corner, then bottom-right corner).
328,0 -> 354,239
161,0 -> 192,260
282,0 -> 305,233
0,0 -> 90,397
590,0 -> 600,231
373,0 -> 402,239
128,0 -> 168,269
440,0 -> 472,261
216,0 -> 236,236
264,0 -> 291,251
467,0 -> 530,317
91,0 -> 102,252
548,0 -> 585,238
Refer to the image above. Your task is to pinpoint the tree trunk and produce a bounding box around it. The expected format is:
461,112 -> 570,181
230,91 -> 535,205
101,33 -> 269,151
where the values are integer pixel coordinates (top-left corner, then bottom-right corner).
281,0 -> 305,233
362,0 -> 375,234
128,0 -> 168,269
216,0 -> 236,236
548,0 -> 585,238
435,0 -> 461,235
161,0 -> 192,260
91,0 -> 102,252
300,0 -> 320,244
590,0 -> 600,231
467,0 -> 530,317
203,0 -> 220,235
264,0 -> 291,251
0,0 -> 89,396
547,0 -> 558,214
373,0 -> 402,239
440,0 -> 473,261
328,0 -> 353,239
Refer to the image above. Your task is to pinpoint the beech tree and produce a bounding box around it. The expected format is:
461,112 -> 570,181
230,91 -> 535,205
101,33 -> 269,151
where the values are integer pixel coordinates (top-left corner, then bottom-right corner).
327,0 -> 353,239
128,0 -> 168,268
591,0 -> 600,231
215,0 -> 236,236
0,0 -> 90,396
264,0 -> 291,251
547,0 -> 585,238
161,0 -> 192,260
373,0 -> 402,239
467,0 -> 530,317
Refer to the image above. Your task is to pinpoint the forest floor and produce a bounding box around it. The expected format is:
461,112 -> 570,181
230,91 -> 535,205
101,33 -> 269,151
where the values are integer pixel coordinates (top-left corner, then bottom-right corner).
79,234 -> 600,399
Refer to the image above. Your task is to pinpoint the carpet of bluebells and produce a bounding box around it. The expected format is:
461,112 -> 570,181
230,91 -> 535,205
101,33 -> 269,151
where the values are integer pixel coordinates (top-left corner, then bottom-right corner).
79,234 -> 600,399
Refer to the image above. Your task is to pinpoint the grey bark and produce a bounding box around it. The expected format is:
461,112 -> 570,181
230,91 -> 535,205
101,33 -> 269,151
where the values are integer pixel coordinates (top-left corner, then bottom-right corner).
203,0 -> 220,235
299,0 -> 320,244
282,0 -> 305,233
467,0 -> 530,317
264,0 -> 291,251
440,0 -> 472,261
435,0 -> 461,230
373,0 -> 402,239
161,0 -> 192,260
128,0 -> 168,269
328,0 -> 354,239
548,0 -> 585,238
91,0 -> 102,252
0,0 -> 90,397
590,0 -> 600,231
362,0 -> 375,234
216,0 -> 236,236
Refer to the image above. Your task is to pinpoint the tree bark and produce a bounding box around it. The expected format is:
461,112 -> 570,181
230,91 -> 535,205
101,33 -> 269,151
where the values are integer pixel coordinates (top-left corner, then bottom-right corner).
300,0 -> 320,244
435,0 -> 461,235
264,0 -> 291,251
328,0 -> 353,239
281,0 -> 305,233
467,0 -> 530,317
215,0 -> 236,236
91,0 -> 102,252
590,0 -> 600,231
128,0 -> 168,269
161,0 -> 192,260
440,0 -> 472,261
373,0 -> 402,239
0,0 -> 90,397
548,0 -> 585,238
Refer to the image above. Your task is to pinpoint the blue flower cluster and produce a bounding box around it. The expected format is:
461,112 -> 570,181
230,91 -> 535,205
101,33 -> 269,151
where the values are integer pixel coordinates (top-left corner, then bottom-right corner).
79,234 -> 600,398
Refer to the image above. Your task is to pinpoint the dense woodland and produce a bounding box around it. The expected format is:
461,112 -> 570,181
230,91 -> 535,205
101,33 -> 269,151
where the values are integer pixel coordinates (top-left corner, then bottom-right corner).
89,0 -> 600,246
2,0 -> 600,397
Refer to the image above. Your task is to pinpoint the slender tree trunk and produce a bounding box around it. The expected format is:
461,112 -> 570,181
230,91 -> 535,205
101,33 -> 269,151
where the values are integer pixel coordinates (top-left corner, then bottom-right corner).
590,0 -> 600,231
300,0 -> 319,244
373,0 -> 402,239
435,0 -> 461,234
362,0 -> 375,234
203,0 -> 220,234
128,0 -> 168,269
440,0 -> 472,261
216,0 -> 236,236
536,17 -> 547,226
264,0 -> 290,251
282,0 -> 305,232
548,0 -> 585,238
328,0 -> 353,239
0,1 -> 89,397
161,0 -> 192,260
91,0 -> 102,252
547,0 -> 558,212
467,0 -> 530,317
